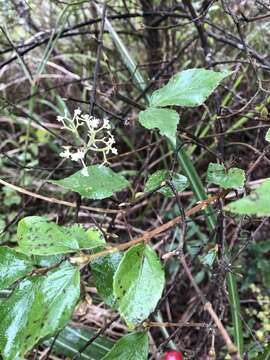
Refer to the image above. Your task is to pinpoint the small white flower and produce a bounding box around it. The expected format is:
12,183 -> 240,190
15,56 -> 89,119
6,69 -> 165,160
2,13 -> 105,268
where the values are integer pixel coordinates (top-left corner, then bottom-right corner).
59,150 -> 71,159
59,146 -> 72,159
82,114 -> 90,122
57,109 -> 118,166
103,118 -> 111,129
90,117 -> 100,129
57,115 -> 64,122
111,147 -> 118,155
70,149 -> 85,161
107,136 -> 115,145
74,108 -> 82,116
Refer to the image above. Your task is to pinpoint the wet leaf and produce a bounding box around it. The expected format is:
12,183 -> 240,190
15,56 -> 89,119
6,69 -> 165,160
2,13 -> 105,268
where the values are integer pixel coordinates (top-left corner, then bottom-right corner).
144,169 -> 188,197
91,252 -> 123,307
49,165 -> 130,200
0,247 -> 33,291
139,108 -> 179,145
101,332 -> 148,360
207,163 -> 245,189
150,68 -> 229,108
113,244 -> 165,326
17,216 -> 105,255
0,262 -> 80,360
225,178 -> 270,216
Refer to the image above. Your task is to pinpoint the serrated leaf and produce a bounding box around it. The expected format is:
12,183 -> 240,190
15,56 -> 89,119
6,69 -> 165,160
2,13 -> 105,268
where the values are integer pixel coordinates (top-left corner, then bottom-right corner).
0,262 -> 80,360
17,216 -> 105,255
49,165 -> 130,200
101,332 -> 148,360
150,68 -> 229,108
225,178 -> 270,216
91,252 -> 123,307
0,247 -> 33,291
207,163 -> 245,189
144,169 -> 188,197
265,128 -> 270,143
45,325 -> 114,360
113,244 -> 165,326
139,108 -> 180,145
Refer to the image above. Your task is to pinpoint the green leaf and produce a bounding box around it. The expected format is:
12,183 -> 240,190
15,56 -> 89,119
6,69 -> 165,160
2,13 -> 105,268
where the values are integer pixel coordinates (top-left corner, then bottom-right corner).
138,108 -> 180,145
101,332 -> 148,360
225,178 -> 270,216
227,273 -> 244,355
0,247 -> 33,291
94,2 -> 149,102
207,163 -> 245,189
150,68 -> 229,108
144,169 -> 188,197
0,262 -> 80,360
17,216 -> 105,255
91,252 -> 123,307
49,165 -> 130,200
113,244 -> 165,326
265,128 -> 270,143
45,325 -> 114,360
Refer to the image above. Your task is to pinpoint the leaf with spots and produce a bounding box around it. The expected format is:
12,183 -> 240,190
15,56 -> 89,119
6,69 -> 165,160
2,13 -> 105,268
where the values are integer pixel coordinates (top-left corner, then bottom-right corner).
17,216 -> 105,255
0,247 -> 33,291
139,108 -> 180,145
113,244 -> 165,327
49,165 -> 130,200
101,332 -> 148,360
207,163 -> 245,189
225,178 -> 270,216
0,262 -> 80,360
144,169 -> 188,197
149,68 -> 230,108
91,252 -> 123,307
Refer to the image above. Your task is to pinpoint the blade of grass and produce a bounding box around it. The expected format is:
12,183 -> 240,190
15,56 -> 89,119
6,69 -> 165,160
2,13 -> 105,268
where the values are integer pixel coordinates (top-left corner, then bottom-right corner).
0,26 -> 34,86
94,2 -> 149,103
227,268 -> 244,355
36,6 -> 70,77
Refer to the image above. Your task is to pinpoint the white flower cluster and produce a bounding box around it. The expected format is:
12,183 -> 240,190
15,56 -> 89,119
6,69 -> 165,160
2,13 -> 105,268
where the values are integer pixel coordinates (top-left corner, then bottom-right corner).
57,108 -> 118,176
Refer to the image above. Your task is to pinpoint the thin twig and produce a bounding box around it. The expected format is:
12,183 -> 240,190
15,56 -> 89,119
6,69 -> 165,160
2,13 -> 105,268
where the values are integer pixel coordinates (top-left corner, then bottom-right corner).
72,189 -> 230,264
